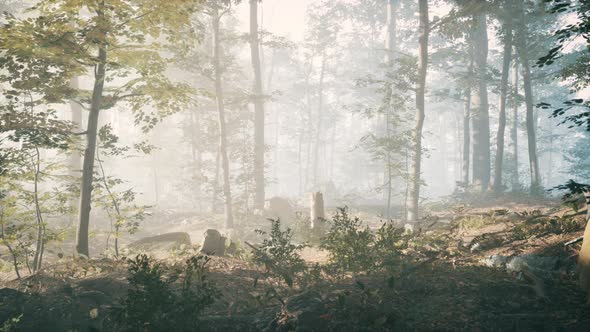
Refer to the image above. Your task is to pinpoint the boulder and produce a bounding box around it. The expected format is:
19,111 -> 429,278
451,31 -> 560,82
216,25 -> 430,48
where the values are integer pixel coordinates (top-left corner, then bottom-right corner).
201,229 -> 226,256
127,232 -> 191,253
267,196 -> 295,224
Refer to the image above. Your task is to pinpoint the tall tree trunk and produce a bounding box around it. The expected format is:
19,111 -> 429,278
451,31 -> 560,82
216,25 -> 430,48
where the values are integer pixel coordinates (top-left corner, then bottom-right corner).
69,76 -> 82,222
212,146 -> 221,213
384,0 -> 397,219
515,1 -> 541,195
492,13 -> 513,193
212,7 -> 234,228
313,53 -> 327,187
250,0 -> 265,210
470,13 -> 490,192
462,50 -> 473,186
511,57 -> 520,191
76,44 -> 106,257
76,3 -> 107,256
406,0 -> 428,222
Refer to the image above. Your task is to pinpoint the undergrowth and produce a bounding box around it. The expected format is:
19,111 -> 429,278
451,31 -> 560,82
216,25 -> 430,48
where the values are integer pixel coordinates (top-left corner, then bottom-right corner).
110,254 -> 219,331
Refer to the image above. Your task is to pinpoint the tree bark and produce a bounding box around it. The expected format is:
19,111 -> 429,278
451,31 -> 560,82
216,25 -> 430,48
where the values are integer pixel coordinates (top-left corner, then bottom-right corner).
76,10 -> 107,256
492,14 -> 513,193
212,7 -> 234,228
511,57 -> 520,191
406,0 -> 428,222
250,0 -> 265,210
310,191 -> 325,237
515,1 -> 541,195
384,0 -> 397,219
312,53 -> 327,187
470,13 -> 491,192
462,50 -> 473,186
69,76 -> 82,222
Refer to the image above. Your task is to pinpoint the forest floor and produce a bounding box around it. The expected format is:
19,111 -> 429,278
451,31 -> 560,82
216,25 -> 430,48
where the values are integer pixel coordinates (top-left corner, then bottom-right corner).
1,197 -> 590,331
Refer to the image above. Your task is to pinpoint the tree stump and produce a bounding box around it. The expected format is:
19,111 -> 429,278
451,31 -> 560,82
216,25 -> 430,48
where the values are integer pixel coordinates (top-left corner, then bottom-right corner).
310,192 -> 326,237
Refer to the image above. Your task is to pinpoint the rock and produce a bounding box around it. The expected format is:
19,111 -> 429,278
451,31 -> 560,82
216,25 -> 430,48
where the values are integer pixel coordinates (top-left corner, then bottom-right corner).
201,229 -> 226,256
127,232 -> 191,253
267,196 -> 295,224
482,254 -> 571,278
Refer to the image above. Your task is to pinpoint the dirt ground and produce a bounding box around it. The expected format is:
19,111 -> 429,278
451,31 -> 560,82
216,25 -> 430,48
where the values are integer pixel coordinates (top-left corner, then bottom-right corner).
2,198 -> 590,331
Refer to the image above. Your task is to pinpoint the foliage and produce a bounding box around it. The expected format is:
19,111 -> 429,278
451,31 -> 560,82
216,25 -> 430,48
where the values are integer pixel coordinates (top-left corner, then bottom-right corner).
320,207 -> 405,275
511,216 -> 579,240
94,124 -> 153,256
327,281 -> 397,331
112,254 -> 219,332
1,314 -> 22,332
254,219 -> 308,287
456,215 -> 496,231
320,207 -> 375,273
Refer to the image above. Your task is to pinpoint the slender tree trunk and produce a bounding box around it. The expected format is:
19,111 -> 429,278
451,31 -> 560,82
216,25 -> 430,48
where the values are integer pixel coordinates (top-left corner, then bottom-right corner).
76,25 -> 107,257
190,109 -> 203,211
515,1 -> 541,195
511,57 -> 520,191
69,77 -> 82,222
470,13 -> 490,192
212,146 -> 221,213
492,15 -> 513,192
313,53 -> 327,187
384,0 -> 397,219
462,50 -> 474,186
406,0 -> 428,222
250,0 -> 265,210
32,147 -> 45,272
212,7 -> 234,228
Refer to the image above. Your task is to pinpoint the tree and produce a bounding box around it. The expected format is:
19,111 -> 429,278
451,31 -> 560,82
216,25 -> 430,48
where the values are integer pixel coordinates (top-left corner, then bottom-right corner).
515,0 -> 542,195
0,0 -> 198,256
470,11 -> 490,192
249,0 -> 265,210
210,1 -> 235,228
492,1 -> 514,193
406,0 -> 428,222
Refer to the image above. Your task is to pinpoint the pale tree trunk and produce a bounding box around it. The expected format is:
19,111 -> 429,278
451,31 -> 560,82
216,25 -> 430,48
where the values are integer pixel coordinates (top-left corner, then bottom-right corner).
384,0 -> 397,219
211,146 -> 221,213
511,57 -> 520,191
190,109 -> 203,211
515,1 -> 541,195
462,49 -> 473,186
69,76 -> 82,221
492,12 -> 513,193
470,13 -> 490,192
250,0 -> 265,210
304,56 -> 314,191
406,0 -> 428,222
310,192 -> 325,237
212,7 -> 234,228
76,5 -> 107,255
312,52 -> 327,187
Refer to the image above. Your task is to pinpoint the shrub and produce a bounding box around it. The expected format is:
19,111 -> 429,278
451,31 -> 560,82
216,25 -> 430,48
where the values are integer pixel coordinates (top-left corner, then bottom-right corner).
254,219 -> 308,287
112,254 -> 218,331
320,207 -> 375,274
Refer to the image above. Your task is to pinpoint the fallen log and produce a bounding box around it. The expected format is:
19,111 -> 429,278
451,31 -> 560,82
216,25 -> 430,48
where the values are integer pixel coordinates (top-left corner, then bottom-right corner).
564,236 -> 584,247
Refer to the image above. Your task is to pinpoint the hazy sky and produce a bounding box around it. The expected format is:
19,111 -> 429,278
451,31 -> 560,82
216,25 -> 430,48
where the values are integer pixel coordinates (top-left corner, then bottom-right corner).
236,0 -> 310,41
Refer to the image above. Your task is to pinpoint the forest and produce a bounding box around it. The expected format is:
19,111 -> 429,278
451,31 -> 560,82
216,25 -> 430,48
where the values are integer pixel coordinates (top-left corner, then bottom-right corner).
0,0 -> 590,330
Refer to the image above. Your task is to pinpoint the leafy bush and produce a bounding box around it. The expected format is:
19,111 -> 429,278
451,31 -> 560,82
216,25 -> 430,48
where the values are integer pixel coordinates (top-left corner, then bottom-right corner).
112,254 -> 218,331
320,207 -> 376,273
254,219 -> 308,287
320,208 -> 405,275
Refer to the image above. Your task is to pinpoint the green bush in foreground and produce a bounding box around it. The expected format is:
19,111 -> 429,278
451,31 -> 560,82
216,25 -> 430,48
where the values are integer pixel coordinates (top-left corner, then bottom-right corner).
112,254 -> 219,332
